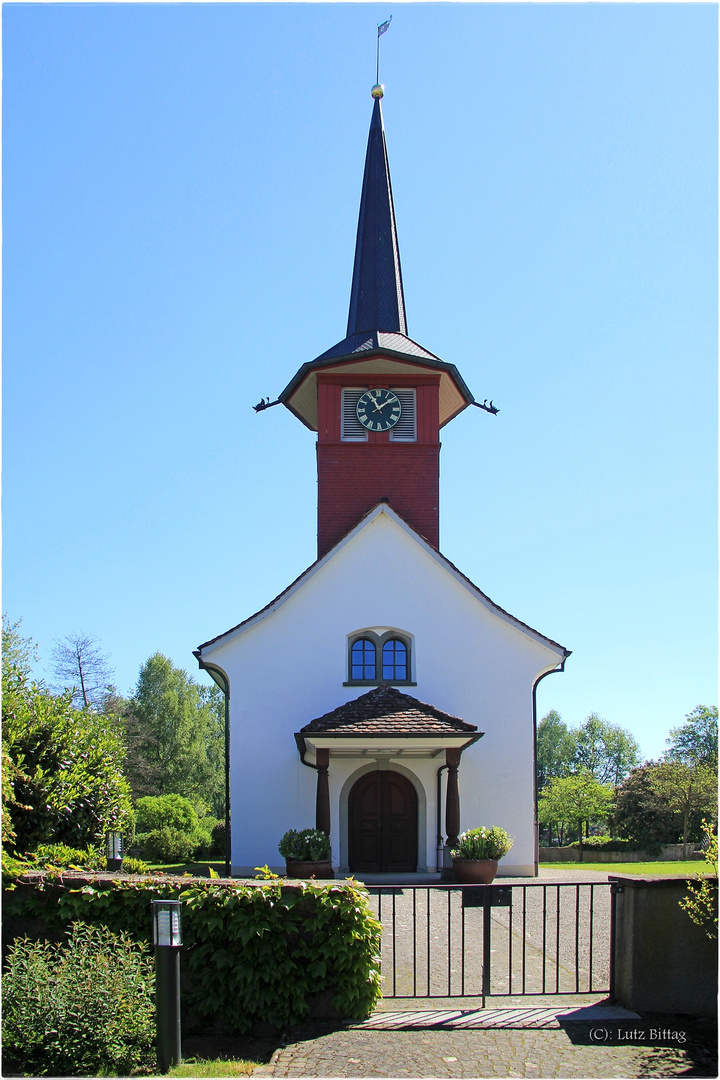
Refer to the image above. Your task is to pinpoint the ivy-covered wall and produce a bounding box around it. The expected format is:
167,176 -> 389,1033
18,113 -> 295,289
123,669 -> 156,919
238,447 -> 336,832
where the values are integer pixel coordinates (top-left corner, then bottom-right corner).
3,872 -> 382,1033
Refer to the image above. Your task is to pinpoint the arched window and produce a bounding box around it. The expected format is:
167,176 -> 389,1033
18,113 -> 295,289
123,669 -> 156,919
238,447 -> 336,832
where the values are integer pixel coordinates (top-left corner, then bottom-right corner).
347,631 -> 414,686
351,638 -> 376,681
382,638 -> 407,681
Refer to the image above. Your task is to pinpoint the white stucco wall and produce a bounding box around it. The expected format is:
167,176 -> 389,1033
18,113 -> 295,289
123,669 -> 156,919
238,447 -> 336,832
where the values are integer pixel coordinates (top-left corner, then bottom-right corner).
199,508 -> 565,877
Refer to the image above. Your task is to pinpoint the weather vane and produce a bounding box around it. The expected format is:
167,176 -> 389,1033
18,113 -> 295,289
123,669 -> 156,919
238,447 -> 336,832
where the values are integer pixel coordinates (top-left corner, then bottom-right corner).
375,16 -> 392,89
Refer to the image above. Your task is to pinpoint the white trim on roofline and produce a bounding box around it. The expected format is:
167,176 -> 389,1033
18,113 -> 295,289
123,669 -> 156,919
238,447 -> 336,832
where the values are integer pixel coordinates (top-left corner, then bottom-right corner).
197,503 -> 569,660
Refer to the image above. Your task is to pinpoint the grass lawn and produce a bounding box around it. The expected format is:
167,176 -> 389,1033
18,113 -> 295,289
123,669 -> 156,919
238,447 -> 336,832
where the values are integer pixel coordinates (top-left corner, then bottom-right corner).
149,860 -> 714,878
158,1033 -> 280,1077
539,860 -> 710,875
166,1059 -> 258,1077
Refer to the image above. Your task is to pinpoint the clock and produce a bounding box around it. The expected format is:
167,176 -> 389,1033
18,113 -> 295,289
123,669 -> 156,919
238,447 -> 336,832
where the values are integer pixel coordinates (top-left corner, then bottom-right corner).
356,388 -> 402,432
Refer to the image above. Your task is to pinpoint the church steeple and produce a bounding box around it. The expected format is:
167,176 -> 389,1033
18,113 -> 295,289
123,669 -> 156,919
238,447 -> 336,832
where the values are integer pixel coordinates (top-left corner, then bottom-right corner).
346,88 -> 407,337
276,86 -> 477,559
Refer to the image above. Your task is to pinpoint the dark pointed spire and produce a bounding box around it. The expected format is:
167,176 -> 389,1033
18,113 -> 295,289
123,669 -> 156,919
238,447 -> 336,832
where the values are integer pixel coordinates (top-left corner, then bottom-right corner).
346,88 -> 407,337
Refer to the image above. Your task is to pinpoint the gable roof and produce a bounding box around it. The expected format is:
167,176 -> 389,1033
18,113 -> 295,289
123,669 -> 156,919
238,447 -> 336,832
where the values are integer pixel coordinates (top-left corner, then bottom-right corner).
195,502 -> 570,661
299,686 -> 478,736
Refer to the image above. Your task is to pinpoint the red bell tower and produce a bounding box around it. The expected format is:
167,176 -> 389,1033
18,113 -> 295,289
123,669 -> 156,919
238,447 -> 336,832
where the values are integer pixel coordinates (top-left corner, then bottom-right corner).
277,86 -> 476,559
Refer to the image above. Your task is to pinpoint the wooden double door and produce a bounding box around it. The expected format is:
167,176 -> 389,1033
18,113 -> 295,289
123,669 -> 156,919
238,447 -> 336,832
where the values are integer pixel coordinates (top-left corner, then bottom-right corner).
348,770 -> 418,873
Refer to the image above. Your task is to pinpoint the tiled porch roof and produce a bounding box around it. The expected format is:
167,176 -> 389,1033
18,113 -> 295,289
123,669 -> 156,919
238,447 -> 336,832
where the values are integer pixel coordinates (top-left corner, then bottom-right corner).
299,686 -> 478,736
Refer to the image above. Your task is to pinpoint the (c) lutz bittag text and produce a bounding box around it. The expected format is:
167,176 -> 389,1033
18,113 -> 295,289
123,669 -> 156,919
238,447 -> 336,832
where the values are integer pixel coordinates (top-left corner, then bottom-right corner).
589,1028 -> 687,1044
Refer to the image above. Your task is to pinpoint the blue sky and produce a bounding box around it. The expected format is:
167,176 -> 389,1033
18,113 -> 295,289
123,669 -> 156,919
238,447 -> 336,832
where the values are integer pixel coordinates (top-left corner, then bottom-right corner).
3,3 -> 717,763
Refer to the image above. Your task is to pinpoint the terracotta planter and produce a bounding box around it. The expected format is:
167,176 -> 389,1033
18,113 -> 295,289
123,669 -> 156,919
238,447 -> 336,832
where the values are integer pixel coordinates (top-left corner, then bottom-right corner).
285,860 -> 334,879
452,858 -> 499,884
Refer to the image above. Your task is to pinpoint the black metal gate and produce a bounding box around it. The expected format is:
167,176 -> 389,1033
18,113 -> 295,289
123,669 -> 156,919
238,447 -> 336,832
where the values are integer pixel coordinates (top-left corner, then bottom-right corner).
368,882 -> 611,1001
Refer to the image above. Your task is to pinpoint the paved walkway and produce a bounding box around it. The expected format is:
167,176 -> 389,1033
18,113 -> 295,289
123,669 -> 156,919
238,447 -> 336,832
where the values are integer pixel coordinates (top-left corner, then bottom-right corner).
253,1008 -> 718,1078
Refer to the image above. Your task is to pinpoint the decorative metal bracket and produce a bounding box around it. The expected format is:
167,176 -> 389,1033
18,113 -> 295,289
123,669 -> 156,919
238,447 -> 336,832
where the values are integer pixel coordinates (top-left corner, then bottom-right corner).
471,399 -> 499,415
253,397 -> 281,413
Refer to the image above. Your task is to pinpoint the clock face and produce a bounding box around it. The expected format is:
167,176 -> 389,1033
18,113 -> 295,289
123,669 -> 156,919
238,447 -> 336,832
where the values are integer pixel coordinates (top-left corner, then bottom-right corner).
356,388 -> 402,432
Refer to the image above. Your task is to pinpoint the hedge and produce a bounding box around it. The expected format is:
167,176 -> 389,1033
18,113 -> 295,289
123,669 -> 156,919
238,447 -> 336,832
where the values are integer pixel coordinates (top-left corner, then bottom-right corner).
567,836 -> 661,854
2,871 -> 382,1033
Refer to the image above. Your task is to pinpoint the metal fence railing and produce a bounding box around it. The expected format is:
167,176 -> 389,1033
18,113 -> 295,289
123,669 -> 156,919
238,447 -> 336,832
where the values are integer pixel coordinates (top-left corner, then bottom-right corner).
368,882 -> 612,1002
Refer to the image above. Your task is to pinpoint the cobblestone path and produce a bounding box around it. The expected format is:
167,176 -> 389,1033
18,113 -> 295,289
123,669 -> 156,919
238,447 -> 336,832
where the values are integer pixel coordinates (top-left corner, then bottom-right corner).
254,1010 -> 718,1078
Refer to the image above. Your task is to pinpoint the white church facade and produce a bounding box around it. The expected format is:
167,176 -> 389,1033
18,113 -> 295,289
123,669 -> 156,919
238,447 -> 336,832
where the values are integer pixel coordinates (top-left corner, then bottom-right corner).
195,86 -> 569,878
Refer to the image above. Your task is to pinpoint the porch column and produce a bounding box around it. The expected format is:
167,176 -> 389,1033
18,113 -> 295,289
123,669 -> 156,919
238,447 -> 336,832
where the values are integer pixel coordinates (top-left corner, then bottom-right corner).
445,748 -> 461,848
315,748 -> 330,835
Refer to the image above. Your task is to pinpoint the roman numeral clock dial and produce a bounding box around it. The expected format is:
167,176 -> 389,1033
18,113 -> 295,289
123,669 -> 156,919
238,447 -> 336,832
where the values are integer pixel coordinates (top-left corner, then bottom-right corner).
356,388 -> 402,432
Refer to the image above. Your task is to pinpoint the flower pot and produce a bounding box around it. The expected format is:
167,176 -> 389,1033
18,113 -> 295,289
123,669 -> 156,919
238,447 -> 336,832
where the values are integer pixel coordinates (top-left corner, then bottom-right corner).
285,860 -> 334,879
452,858 -> 499,884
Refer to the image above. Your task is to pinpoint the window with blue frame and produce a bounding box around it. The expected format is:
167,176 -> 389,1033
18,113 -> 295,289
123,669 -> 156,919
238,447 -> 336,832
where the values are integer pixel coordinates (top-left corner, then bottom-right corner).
382,638 -> 407,681
351,638 -> 376,681
347,631 -> 413,685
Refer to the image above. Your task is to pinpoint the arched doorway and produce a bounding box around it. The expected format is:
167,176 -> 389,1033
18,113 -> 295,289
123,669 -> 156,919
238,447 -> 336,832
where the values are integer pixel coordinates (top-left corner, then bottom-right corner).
348,770 -> 418,873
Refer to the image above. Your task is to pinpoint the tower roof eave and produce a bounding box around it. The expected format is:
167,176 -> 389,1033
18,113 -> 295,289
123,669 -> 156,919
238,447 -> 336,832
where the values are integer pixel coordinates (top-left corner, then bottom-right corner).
279,340 -> 474,431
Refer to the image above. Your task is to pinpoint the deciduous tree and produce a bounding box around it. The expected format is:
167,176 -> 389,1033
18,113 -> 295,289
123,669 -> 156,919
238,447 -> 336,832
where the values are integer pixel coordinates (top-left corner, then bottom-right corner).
665,705 -> 718,767
127,653 -> 225,817
613,764 -> 680,848
2,617 -> 133,853
649,760 -> 717,858
573,713 -> 640,788
536,710 -> 576,794
537,771 -> 615,855
50,632 -> 114,710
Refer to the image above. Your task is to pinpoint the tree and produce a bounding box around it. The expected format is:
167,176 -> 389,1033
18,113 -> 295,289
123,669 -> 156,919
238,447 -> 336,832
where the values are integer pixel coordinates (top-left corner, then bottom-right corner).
573,713 -> 640,788
127,653 -> 225,817
536,710 -> 576,794
665,705 -> 718,767
2,618 -> 133,853
649,760 -> 718,858
613,764 -> 681,849
50,632 -> 114,710
2,618 -> 37,848
2,615 -> 39,682
537,771 -> 615,855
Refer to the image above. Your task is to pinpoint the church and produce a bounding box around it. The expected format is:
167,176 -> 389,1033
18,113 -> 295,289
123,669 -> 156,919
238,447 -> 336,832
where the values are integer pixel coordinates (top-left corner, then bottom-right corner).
195,85 -> 569,878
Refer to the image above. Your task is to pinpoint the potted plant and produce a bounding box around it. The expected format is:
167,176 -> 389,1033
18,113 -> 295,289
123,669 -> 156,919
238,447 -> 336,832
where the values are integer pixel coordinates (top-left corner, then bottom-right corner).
278,828 -> 333,879
451,826 -> 514,884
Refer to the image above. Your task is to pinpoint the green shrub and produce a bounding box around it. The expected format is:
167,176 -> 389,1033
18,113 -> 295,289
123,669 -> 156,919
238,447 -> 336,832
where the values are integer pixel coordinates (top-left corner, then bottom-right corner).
680,821 -> 718,940
211,819 -> 226,856
567,836 -> 661,853
135,793 -> 199,834
3,874 -> 382,1033
2,922 -> 156,1076
121,855 -> 152,874
278,828 -> 331,861
194,817 -> 222,859
137,825 -> 200,863
25,844 -> 104,870
35,843 -> 104,869
135,795 -> 206,861
452,826 -> 514,861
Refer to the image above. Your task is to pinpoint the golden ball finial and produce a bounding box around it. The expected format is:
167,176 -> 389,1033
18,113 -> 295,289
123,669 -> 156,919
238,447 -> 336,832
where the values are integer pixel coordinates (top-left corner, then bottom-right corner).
371,84 -> 385,99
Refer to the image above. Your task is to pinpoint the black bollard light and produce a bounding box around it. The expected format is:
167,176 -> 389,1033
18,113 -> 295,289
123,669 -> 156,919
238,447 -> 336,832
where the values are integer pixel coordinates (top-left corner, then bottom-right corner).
105,830 -> 124,871
151,899 -> 182,1073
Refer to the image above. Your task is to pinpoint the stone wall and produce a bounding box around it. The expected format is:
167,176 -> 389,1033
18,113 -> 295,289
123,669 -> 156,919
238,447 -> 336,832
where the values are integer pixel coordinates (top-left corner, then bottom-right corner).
611,874 -> 717,1016
539,845 -> 705,863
